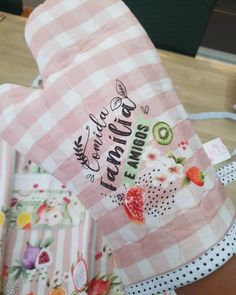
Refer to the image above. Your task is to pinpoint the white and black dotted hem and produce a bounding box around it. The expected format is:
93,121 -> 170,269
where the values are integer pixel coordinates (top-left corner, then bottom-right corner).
125,221 -> 236,295
217,161 -> 236,186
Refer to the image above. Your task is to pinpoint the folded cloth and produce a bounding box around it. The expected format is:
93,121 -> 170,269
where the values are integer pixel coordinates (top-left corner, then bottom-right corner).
1,151 -> 125,295
0,0 -> 235,293
2,151 -> 178,295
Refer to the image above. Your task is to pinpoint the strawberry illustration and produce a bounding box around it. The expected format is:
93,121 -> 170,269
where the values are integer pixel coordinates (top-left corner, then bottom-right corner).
183,167 -> 205,187
124,186 -> 145,224
86,274 -> 120,295
87,278 -> 110,295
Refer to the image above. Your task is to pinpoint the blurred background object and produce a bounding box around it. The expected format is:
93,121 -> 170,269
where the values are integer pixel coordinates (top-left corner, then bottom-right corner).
0,0 -> 235,62
199,0 -> 236,62
0,0 -> 23,15
124,0 -> 216,56
23,0 -> 42,6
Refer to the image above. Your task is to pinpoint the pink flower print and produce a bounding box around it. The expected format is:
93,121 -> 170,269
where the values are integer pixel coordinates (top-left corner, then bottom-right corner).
166,160 -> 184,181
152,171 -> 170,188
143,146 -> 161,167
177,139 -> 193,158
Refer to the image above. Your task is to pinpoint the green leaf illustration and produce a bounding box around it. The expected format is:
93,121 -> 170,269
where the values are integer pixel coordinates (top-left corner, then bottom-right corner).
43,237 -> 53,248
176,157 -> 186,165
9,266 -> 20,273
182,177 -> 190,187
11,268 -> 23,282
22,268 -> 28,281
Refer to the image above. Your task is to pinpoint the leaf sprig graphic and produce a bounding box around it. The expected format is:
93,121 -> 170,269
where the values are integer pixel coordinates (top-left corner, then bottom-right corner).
73,136 -> 88,166
73,136 -> 95,183
110,79 -> 128,111
110,97 -> 122,111
116,79 -> 127,97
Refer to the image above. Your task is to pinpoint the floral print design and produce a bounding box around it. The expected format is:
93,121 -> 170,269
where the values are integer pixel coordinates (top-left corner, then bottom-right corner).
142,146 -> 161,166
110,148 -> 188,223
177,140 -> 193,158
144,149 -> 185,183
150,153 -> 185,188
118,131 -> 208,224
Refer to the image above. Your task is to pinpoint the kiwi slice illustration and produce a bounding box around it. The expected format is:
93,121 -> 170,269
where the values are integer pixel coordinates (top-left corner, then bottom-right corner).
152,122 -> 173,145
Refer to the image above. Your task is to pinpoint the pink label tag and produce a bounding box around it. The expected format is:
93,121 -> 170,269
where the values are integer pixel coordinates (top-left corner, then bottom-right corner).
203,138 -> 231,165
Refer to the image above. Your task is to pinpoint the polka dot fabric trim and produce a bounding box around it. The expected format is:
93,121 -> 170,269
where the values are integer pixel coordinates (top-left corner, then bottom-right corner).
217,161 -> 236,186
125,221 -> 236,295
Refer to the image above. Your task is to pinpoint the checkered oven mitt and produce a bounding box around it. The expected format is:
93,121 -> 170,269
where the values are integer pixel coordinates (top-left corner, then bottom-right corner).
0,0 -> 235,294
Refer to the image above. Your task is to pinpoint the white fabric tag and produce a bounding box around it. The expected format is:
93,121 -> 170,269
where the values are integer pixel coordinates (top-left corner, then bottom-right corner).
203,138 -> 231,165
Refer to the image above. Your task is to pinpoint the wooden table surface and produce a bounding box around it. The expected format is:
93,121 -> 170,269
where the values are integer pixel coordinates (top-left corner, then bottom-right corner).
0,12 -> 235,203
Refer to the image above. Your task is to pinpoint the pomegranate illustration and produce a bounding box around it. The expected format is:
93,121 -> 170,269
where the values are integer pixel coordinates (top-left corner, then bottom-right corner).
35,249 -> 52,268
124,186 -> 145,224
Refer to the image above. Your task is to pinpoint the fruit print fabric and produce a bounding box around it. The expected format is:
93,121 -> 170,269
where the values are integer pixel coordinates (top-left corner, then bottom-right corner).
0,146 -> 235,295
152,122 -> 173,145
124,187 -> 145,224
0,148 -> 125,295
9,185 -> 85,230
1,215 -> 125,295
5,146 -> 235,295
0,147 -> 180,295
183,167 -> 205,187
0,0 -> 235,292
8,155 -> 86,230
0,141 -> 15,283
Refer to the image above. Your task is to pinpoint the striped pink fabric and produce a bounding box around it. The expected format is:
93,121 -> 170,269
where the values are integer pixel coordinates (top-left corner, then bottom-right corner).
0,0 -> 235,287
0,142 -> 15,277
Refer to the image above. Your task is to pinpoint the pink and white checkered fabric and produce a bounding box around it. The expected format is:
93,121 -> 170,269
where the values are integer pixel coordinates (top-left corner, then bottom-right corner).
0,0 -> 235,289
